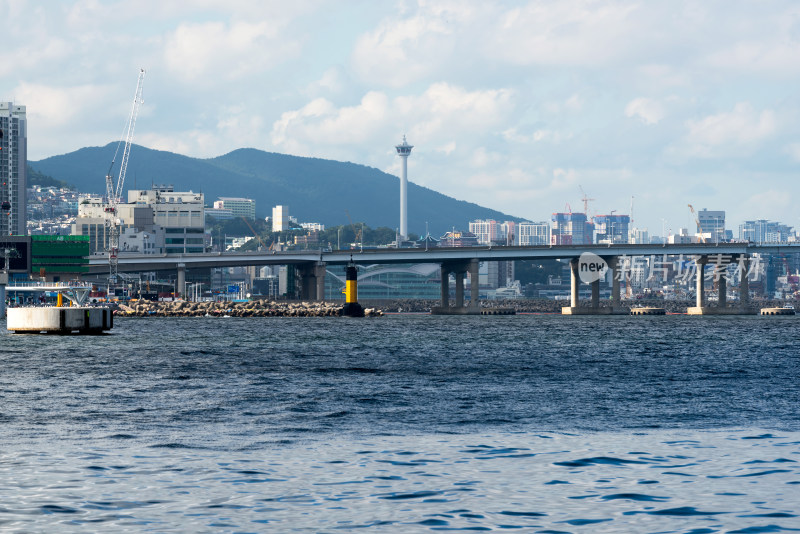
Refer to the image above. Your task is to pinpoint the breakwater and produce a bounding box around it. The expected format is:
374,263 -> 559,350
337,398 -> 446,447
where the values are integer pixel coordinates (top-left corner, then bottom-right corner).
116,300 -> 383,317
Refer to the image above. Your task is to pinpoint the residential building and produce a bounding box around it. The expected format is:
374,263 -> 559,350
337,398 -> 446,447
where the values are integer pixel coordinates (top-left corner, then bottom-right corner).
593,214 -> 630,244
517,221 -> 550,246
469,219 -> 498,245
0,102 -> 27,235
551,212 -> 593,245
214,197 -> 255,220
629,227 -> 649,244
300,222 -> 325,232
206,207 -> 234,221
272,205 -> 290,231
469,219 -> 517,245
739,220 -> 794,243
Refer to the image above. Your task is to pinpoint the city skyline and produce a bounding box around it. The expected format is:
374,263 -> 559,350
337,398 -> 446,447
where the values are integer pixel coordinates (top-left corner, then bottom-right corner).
3,1 -> 800,235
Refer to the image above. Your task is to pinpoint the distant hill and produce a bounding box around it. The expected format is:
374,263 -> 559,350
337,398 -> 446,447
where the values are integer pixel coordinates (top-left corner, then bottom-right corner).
26,164 -> 74,190
30,144 -> 523,236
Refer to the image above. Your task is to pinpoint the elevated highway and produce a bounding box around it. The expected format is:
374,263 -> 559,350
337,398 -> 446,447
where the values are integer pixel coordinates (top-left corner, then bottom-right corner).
85,243 -> 800,315
88,242 -> 800,274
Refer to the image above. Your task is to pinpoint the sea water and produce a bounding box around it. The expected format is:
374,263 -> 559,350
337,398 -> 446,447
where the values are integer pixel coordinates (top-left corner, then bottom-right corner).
0,314 -> 798,532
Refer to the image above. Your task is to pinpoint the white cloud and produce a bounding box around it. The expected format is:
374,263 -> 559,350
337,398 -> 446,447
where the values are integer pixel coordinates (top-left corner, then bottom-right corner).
271,83 -> 514,156
683,102 -> 777,157
786,142 -> 800,163
12,82 -> 111,128
164,20 -> 300,81
625,97 -> 665,125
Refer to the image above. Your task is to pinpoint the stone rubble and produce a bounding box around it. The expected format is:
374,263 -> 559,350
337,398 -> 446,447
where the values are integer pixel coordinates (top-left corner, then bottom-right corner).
115,300 -> 383,318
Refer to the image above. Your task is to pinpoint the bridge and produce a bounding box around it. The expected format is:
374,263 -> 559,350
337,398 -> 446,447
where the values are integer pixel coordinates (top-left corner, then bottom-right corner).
87,243 -> 800,315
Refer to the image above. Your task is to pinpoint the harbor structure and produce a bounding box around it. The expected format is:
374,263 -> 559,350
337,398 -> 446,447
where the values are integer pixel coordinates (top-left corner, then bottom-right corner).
0,102 -> 27,236
395,136 -> 413,239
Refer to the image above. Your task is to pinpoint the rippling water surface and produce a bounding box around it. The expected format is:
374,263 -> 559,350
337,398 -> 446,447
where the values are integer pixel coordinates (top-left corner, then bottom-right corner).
1,315 -> 798,532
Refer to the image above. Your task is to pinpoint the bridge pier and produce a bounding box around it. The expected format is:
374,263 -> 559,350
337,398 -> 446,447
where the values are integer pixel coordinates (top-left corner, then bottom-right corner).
297,262 -> 326,301
431,259 -> 481,315
562,256 -> 628,315
687,255 -> 755,315
176,263 -> 185,300
0,271 -> 7,319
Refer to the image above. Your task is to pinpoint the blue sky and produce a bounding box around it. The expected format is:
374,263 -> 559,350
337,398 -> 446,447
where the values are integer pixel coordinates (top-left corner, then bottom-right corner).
2,0 -> 800,236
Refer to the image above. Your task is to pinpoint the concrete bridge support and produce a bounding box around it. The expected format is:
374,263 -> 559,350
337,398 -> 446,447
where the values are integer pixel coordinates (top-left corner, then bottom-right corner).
297,262 -> 327,301
562,256 -> 628,315
688,255 -> 755,315
0,271 -> 7,319
431,260 -> 481,315
176,263 -> 185,300
739,256 -> 750,306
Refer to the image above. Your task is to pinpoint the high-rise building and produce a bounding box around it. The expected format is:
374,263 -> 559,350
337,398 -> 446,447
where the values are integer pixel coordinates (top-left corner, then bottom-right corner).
0,102 -> 27,236
697,209 -> 725,243
214,197 -> 255,220
395,136 -> 413,239
517,221 -> 550,246
551,212 -> 593,245
272,205 -> 290,231
469,219 -> 517,245
739,220 -> 794,243
469,219 -> 498,245
593,214 -> 630,244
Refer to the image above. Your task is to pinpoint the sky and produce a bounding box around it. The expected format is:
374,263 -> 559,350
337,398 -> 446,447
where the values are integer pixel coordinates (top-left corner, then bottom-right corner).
2,0 -> 800,237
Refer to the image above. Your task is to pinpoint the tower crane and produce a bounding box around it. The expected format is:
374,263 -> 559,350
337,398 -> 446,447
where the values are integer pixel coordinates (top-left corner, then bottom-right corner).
687,204 -> 706,243
106,68 -> 145,288
578,185 -> 595,218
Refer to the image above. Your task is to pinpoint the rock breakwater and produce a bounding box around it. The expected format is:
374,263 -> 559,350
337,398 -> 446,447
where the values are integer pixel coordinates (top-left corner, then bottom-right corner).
116,300 -> 383,318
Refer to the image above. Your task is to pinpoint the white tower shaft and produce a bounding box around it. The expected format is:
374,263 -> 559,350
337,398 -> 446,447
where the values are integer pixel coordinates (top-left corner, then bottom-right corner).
400,155 -> 408,238
395,136 -> 413,241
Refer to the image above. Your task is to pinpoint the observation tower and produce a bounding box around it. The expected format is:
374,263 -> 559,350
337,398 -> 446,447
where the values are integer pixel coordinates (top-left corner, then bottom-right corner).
395,135 -> 413,239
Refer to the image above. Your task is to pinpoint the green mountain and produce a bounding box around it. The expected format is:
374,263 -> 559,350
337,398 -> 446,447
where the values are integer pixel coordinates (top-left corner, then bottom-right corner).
30,144 -> 522,236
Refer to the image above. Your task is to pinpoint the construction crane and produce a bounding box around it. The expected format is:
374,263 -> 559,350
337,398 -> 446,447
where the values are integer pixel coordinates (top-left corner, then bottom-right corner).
241,216 -> 267,250
344,210 -> 363,249
579,186 -> 595,217
687,204 -> 705,243
105,69 -> 145,287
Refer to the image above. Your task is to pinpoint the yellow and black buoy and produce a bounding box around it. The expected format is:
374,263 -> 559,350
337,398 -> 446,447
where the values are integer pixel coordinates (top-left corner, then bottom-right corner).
342,264 -> 365,317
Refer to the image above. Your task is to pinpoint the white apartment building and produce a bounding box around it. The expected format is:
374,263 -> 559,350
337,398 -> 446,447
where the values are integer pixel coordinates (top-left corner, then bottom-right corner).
517,221 -> 550,246
214,197 -> 255,220
272,205 -> 290,231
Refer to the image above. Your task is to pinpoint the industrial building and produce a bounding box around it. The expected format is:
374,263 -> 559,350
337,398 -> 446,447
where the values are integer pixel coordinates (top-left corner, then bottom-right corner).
0,102 -> 27,236
72,185 -> 205,254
